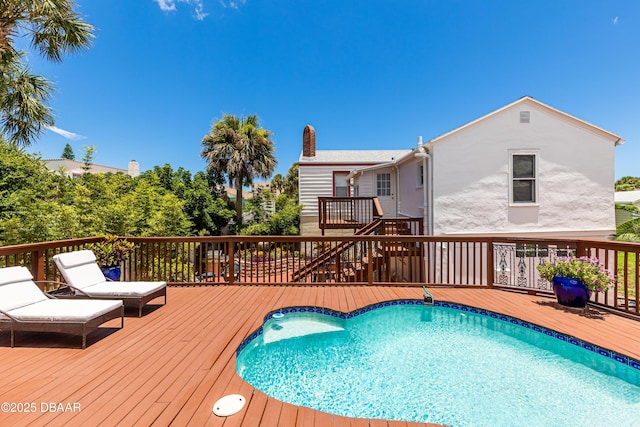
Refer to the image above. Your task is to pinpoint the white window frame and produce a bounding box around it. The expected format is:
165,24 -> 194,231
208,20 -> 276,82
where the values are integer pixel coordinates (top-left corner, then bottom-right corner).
509,150 -> 539,206
376,173 -> 391,197
417,163 -> 424,188
333,171 -> 350,197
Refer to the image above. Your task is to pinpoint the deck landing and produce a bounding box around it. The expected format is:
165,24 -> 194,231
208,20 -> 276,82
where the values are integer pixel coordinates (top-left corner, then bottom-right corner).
1,286 -> 640,426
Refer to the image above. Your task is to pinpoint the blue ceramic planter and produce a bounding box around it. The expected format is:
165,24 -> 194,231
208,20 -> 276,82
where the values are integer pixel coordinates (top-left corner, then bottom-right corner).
552,275 -> 591,308
101,265 -> 121,281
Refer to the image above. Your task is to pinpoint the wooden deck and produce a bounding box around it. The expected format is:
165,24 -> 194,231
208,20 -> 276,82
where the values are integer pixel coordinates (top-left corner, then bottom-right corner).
2,285 -> 640,426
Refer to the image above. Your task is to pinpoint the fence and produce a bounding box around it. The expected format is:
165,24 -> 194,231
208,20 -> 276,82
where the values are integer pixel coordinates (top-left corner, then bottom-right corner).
1,235 -> 639,317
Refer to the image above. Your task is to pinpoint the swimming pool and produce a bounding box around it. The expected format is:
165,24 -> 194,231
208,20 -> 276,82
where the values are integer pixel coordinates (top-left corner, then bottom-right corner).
236,300 -> 640,426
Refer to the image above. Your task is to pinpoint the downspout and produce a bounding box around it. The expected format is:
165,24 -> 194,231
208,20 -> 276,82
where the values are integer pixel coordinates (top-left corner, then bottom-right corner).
414,136 -> 432,235
415,136 -> 433,284
394,164 -> 400,217
427,141 -> 434,235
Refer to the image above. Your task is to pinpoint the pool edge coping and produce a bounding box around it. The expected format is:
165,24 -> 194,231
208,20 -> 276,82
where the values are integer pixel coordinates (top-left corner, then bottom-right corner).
236,299 -> 640,371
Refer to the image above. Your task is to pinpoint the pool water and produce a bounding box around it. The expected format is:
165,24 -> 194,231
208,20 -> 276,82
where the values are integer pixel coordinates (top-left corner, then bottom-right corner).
236,302 -> 640,427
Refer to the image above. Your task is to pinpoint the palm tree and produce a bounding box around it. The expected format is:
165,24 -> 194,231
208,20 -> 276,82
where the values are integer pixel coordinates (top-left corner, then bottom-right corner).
0,0 -> 94,147
284,162 -> 299,198
201,114 -> 276,226
271,173 -> 285,195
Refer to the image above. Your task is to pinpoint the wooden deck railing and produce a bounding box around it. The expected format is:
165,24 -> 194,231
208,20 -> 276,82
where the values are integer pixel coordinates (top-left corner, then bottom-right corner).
1,235 -> 640,317
318,197 -> 384,234
0,237 -> 102,290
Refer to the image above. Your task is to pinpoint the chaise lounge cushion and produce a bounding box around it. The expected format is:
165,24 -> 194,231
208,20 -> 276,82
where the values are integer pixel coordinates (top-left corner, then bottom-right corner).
7,299 -> 123,322
0,266 -> 124,348
52,250 -> 167,317
79,281 -> 166,298
53,250 -> 109,289
0,266 -> 49,312
53,250 -> 167,297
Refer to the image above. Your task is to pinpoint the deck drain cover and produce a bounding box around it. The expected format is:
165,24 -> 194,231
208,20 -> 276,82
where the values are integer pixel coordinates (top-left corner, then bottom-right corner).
213,394 -> 246,416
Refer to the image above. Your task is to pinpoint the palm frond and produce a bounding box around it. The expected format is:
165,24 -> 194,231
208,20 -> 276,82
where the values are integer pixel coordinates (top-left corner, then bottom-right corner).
0,53 -> 54,147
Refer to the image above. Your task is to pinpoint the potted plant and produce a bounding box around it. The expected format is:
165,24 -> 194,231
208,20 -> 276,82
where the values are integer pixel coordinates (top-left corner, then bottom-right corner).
537,256 -> 615,308
86,235 -> 135,281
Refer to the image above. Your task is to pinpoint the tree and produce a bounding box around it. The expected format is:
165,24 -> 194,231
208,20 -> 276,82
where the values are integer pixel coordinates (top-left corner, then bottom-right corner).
0,141 -> 234,243
81,144 -> 95,172
0,0 -> 94,147
284,162 -> 299,199
61,143 -> 75,159
615,218 -> 640,242
146,195 -> 192,237
183,172 -> 234,235
241,193 -> 302,235
271,173 -> 285,195
201,114 -> 276,226
615,176 -> 640,192
0,139 -> 58,244
0,52 -> 54,146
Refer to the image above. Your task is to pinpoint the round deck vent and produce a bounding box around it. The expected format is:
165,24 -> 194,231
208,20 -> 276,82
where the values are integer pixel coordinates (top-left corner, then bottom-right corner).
213,394 -> 246,417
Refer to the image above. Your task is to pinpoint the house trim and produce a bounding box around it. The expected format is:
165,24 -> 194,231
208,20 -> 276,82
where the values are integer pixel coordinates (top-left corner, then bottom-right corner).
300,163 -> 381,168
427,96 -> 623,147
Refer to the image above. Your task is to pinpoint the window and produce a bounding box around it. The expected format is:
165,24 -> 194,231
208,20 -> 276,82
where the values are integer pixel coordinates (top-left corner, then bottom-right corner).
333,172 -> 350,197
511,154 -> 537,203
377,173 -> 391,197
417,163 -> 424,187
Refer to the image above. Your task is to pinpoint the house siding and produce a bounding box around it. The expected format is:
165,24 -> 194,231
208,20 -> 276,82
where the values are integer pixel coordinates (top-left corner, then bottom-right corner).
299,165 -> 336,216
430,99 -> 616,238
397,159 -> 424,219
354,168 -> 393,215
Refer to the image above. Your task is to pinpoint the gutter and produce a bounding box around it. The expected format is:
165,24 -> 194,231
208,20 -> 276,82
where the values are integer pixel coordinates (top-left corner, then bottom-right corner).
414,136 -> 433,235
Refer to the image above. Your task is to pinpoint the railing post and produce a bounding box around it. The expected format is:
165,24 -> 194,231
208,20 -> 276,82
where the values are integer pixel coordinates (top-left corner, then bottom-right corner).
228,238 -> 235,285
321,199 -> 326,236
575,240 -> 588,258
487,239 -> 494,288
31,249 -> 46,283
367,241 -> 373,285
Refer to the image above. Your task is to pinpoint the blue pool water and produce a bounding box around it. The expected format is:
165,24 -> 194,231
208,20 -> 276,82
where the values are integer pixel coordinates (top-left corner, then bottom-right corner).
236,301 -> 640,427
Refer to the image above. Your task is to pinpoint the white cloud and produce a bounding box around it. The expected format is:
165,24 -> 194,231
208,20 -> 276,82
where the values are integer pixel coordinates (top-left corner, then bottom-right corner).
154,0 -> 177,11
46,125 -> 87,141
219,0 -> 246,10
154,0 -> 213,19
194,1 -> 208,20
613,16 -> 619,25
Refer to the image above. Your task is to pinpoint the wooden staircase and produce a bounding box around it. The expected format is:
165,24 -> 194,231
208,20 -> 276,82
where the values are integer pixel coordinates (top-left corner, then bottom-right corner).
290,219 -> 383,282
291,217 -> 424,283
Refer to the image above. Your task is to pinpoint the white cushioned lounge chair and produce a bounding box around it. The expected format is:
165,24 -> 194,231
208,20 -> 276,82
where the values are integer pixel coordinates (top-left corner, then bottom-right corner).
53,250 -> 167,317
0,266 -> 123,348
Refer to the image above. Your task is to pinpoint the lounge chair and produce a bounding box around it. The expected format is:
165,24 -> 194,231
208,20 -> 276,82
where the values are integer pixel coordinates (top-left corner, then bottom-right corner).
53,250 -> 167,317
0,266 -> 123,348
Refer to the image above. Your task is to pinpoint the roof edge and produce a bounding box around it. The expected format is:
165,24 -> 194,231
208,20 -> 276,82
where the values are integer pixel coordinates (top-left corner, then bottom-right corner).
427,96 -> 622,146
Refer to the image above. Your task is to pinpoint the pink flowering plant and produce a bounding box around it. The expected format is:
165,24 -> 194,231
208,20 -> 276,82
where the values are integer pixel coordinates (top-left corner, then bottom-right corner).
537,256 -> 615,293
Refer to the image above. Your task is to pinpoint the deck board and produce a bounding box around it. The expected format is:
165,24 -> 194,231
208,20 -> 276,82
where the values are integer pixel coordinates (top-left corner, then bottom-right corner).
1,286 -> 640,426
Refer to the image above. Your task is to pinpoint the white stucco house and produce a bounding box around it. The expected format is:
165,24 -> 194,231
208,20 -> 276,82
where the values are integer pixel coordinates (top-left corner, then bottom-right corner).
44,159 -> 140,178
300,96 -> 623,239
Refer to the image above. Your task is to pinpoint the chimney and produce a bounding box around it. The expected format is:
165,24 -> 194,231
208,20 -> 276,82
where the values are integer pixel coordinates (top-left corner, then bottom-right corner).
128,160 -> 140,177
303,125 -> 316,157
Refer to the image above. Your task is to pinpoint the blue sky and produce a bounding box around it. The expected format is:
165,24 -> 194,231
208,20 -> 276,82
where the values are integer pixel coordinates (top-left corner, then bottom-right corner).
23,0 -> 640,180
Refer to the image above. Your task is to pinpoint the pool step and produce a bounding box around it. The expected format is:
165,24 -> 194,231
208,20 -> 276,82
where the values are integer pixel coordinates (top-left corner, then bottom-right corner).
263,315 -> 345,344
